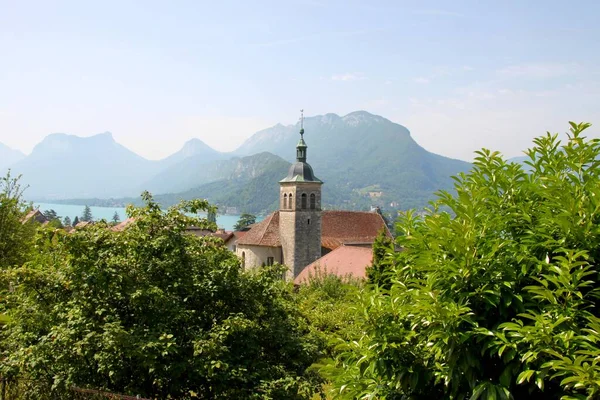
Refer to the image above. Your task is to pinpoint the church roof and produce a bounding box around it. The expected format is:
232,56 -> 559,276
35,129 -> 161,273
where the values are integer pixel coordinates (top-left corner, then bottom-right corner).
294,245 -> 373,284
321,210 -> 391,250
237,210 -> 389,249
237,212 -> 281,247
280,162 -> 323,183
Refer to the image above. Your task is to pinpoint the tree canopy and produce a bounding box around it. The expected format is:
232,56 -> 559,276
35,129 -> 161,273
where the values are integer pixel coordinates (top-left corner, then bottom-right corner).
233,213 -> 256,231
331,122 -> 600,399
0,171 -> 35,271
1,193 -> 321,399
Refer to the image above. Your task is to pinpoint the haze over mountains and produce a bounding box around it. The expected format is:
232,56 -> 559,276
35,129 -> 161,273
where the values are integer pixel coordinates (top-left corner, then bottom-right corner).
0,143 -> 25,171
1,111 -> 472,213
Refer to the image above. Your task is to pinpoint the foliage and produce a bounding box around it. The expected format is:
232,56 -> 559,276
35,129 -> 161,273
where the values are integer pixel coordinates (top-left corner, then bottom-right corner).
63,216 -> 72,227
43,209 -> 60,221
80,205 -> 93,222
111,211 -> 120,224
330,122 -> 600,399
72,216 -> 80,226
207,208 -> 217,224
0,171 -> 35,271
365,229 -> 395,288
234,213 -> 256,231
0,192 -> 321,399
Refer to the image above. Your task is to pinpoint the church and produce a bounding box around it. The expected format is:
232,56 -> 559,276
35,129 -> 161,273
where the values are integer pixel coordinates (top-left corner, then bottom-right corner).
235,112 -> 390,281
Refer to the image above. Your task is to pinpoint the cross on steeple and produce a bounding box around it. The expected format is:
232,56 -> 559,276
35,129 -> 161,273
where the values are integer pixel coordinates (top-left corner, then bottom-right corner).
299,109 -> 304,137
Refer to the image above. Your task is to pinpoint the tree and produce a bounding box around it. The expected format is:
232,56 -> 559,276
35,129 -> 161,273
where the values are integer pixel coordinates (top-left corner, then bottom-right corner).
63,216 -> 72,227
331,122 -> 600,399
81,205 -> 93,222
111,211 -> 120,224
233,213 -> 256,231
207,208 -> 217,224
43,209 -> 60,221
0,171 -> 35,270
1,192 -> 321,399
72,216 -> 80,226
365,228 -> 394,287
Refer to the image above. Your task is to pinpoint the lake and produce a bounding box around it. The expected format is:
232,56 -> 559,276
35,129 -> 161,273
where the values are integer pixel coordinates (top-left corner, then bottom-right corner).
34,203 -> 246,231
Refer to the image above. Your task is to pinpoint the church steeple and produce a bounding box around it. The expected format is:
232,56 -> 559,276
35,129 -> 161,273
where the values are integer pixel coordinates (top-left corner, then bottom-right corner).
296,109 -> 307,162
278,109 -> 323,279
281,110 -> 322,183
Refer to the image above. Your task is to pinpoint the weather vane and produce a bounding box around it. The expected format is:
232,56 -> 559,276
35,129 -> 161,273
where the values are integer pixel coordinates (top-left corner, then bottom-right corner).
300,109 -> 304,136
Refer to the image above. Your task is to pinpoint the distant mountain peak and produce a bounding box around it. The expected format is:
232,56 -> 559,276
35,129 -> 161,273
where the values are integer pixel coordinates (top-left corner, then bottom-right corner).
0,142 -> 26,170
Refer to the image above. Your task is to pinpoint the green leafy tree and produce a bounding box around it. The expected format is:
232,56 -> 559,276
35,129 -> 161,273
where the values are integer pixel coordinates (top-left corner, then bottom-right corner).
207,208 -> 217,225
81,205 -> 93,222
111,211 -> 120,224
63,216 -> 72,227
72,216 -> 80,226
1,192 -> 321,399
0,171 -> 35,270
331,122 -> 600,399
43,209 -> 60,221
234,213 -> 256,231
365,228 -> 394,287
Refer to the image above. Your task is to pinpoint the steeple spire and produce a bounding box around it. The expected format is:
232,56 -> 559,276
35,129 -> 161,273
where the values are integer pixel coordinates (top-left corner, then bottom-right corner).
296,109 -> 307,162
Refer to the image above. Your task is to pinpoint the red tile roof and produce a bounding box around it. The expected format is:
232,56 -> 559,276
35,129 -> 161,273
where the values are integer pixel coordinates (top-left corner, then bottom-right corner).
111,218 -> 135,231
237,212 -> 281,247
321,210 -> 390,250
238,210 -> 389,250
294,245 -> 373,284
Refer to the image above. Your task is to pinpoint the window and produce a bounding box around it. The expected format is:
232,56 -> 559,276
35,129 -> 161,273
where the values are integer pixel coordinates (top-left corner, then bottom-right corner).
307,218 -> 310,225
283,193 -> 288,209
301,193 -> 307,209
266,256 -> 274,266
241,252 -> 245,269
310,193 -> 316,209
289,193 -> 293,209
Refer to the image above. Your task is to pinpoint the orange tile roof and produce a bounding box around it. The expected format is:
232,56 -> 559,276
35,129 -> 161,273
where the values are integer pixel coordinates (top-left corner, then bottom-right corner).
237,212 -> 281,247
238,210 -> 389,250
294,245 -> 373,284
321,210 -> 390,250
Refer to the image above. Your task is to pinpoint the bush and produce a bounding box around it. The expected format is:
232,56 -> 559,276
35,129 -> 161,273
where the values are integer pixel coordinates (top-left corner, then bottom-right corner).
1,193 -> 321,399
330,122 -> 600,399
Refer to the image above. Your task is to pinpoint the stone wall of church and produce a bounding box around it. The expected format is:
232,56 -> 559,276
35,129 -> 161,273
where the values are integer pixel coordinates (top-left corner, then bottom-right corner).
236,245 -> 283,270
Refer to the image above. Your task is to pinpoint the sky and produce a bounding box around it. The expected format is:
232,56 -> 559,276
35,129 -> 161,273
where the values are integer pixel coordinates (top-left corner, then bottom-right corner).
1,0 -> 599,161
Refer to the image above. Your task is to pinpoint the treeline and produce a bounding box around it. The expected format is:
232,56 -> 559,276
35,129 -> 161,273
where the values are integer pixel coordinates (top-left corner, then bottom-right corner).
1,122 -> 600,399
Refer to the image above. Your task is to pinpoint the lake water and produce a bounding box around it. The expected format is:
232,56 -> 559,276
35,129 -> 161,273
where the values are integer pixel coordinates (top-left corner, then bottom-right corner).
34,203 -> 245,231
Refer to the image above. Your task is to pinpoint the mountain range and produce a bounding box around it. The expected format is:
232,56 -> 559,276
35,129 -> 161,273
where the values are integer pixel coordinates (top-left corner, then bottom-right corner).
0,143 -> 25,171
1,111 -> 472,214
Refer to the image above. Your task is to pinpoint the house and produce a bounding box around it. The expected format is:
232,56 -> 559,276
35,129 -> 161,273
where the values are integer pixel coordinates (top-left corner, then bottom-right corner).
22,209 -> 48,224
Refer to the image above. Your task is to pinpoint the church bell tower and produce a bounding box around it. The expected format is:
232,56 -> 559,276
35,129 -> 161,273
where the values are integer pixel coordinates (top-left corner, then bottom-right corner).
279,110 -> 323,279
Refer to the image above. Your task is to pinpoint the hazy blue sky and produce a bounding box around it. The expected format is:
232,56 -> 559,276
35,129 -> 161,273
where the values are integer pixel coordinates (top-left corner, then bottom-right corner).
1,0 -> 599,161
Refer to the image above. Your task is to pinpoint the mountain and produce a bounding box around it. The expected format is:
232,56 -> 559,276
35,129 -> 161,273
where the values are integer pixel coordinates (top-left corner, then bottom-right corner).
150,152 -> 292,213
141,143 -> 237,194
10,111 -> 473,212
0,143 -> 25,171
157,138 -> 226,169
62,152 -> 294,215
6,132 -> 161,200
236,111 -> 472,210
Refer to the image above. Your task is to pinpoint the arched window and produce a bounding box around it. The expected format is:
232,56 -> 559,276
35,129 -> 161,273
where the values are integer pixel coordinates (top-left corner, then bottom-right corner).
289,193 -> 293,209
241,252 -> 246,270
310,193 -> 316,209
283,193 -> 288,209
301,193 -> 307,209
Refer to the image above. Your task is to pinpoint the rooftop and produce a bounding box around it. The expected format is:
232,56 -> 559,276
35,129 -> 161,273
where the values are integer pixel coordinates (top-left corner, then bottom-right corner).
294,245 -> 373,284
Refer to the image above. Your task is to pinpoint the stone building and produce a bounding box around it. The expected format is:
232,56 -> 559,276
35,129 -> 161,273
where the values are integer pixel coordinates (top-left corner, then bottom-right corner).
236,113 -> 390,280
